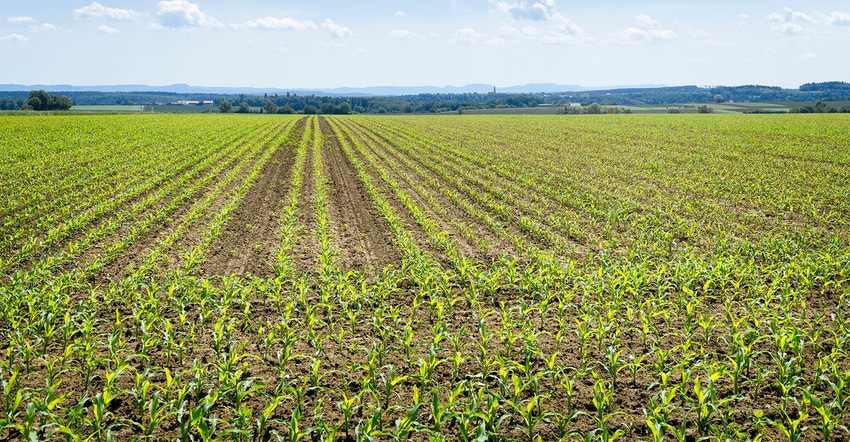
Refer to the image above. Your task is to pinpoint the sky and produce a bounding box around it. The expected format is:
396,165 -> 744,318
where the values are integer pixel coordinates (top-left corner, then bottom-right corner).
1,0 -> 849,89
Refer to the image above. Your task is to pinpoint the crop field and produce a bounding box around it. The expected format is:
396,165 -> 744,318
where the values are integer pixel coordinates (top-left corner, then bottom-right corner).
1,113 -> 849,441
69,106 -> 146,113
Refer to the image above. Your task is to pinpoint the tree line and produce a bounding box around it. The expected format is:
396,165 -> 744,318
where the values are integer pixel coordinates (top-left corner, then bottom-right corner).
0,91 -> 72,111
1,81 -> 849,113
788,101 -> 850,113
23,90 -> 72,111
217,100 -> 354,114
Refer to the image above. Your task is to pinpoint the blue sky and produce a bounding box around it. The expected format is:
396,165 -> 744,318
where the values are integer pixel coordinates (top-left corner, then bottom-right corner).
2,1 -> 849,89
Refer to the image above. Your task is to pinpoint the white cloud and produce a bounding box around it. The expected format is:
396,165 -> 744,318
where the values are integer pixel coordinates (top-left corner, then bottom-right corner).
230,17 -> 317,31
155,0 -> 222,28
98,24 -> 120,34
768,7 -> 815,34
73,2 -> 143,21
394,11 -> 406,17
454,27 -> 482,45
1,33 -> 28,42
799,52 -> 820,60
772,8 -> 815,23
540,20 -> 593,45
492,0 -> 556,21
390,30 -> 426,40
490,0 -> 588,45
828,11 -> 850,26
635,14 -> 659,29
489,11 -> 587,46
321,19 -> 352,39
30,23 -> 58,32
606,14 -> 676,44
549,13 -> 584,36
7,16 -> 35,23
632,28 -> 676,42
765,8 -> 850,33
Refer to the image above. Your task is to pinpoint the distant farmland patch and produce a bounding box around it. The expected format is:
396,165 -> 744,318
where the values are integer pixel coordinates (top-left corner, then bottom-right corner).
70,105 -> 145,112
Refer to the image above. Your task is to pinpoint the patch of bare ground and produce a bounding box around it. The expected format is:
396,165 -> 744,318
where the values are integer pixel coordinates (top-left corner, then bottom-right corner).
89,132 -> 269,283
289,120 -> 320,275
162,123 -> 300,276
370,122 -> 592,258
335,120 -> 451,269
350,120 -> 518,262
202,131 -> 298,278
352,120 -> 537,260
400,135 -> 583,256
319,117 -> 403,275
164,122 -> 300,277
69,128 -> 262,274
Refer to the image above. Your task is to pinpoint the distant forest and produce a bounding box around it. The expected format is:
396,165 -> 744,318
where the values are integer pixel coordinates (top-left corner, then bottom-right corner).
1,82 -> 849,113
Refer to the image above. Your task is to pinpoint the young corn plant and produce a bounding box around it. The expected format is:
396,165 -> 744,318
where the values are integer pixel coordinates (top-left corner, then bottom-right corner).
511,394 -> 552,442
588,378 -> 626,438
802,389 -> 847,442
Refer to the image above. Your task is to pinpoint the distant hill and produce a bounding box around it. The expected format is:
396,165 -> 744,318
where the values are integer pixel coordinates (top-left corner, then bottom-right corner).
0,82 -> 666,96
2,81 -> 847,113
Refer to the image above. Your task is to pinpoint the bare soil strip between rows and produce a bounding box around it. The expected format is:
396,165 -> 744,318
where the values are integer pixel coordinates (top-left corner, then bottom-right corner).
60,163 -> 224,281
342,119 -> 495,264
319,117 -> 403,276
92,127 -> 277,282
17,138 -> 239,275
334,119 -> 451,269
388,120 -> 667,250
70,125 -> 277,281
162,124 -> 294,276
352,119 -> 543,258
289,118 -> 321,275
382,120 -> 587,257
202,123 -> 299,278
347,118 -> 519,262
164,120 -> 297,275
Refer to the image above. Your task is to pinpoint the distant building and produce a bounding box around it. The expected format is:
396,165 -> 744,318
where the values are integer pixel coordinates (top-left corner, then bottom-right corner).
568,103 -> 582,108
538,103 -> 553,107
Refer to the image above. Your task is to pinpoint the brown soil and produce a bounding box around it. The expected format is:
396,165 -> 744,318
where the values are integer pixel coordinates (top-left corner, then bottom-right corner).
353,126 -> 489,263
320,116 -> 403,275
376,121 -> 590,256
351,119 -> 539,261
202,133 -> 297,278
353,120 -> 518,262
93,131 -> 270,282
291,120 -> 320,274
5,116 -> 845,442
334,118 -> 452,269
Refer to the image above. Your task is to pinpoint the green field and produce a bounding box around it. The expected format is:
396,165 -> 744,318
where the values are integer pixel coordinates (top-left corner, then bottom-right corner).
1,114 -> 849,441
69,105 -> 146,113
69,105 -> 223,113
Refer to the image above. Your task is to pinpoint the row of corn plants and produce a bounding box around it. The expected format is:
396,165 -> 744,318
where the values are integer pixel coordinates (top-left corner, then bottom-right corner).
0,114 -> 848,441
